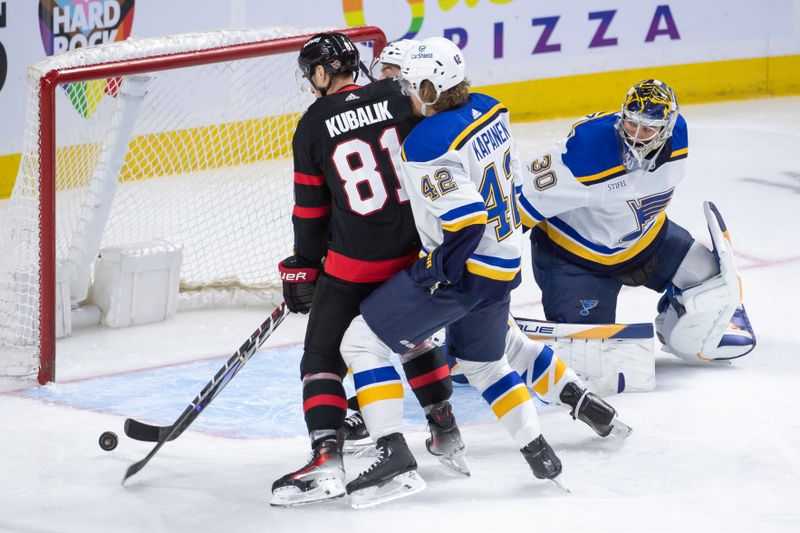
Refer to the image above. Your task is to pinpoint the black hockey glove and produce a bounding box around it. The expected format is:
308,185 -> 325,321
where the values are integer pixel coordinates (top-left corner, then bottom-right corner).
278,255 -> 320,314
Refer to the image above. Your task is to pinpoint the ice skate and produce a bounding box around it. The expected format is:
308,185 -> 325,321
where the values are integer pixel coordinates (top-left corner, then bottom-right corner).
270,436 -> 345,507
521,434 -> 568,491
346,433 -> 426,509
425,401 -> 470,476
560,381 -> 632,438
342,411 -> 376,457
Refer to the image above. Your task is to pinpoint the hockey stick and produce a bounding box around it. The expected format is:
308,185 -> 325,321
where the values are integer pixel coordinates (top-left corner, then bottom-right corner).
359,60 -> 377,83
122,302 -> 288,484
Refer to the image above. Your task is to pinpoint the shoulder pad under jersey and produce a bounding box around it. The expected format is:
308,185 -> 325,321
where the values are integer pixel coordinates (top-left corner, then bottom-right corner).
562,113 -> 627,186
667,114 -> 688,158
402,93 -> 507,163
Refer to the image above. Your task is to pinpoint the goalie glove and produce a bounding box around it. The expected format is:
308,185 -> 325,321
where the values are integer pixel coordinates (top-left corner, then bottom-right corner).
278,255 -> 320,314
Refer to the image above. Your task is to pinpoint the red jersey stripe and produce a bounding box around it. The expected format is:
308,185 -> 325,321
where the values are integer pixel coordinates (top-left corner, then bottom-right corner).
293,204 -> 332,219
303,394 -> 348,412
294,172 -> 325,186
325,249 -> 419,283
408,364 -> 451,389
333,84 -> 361,93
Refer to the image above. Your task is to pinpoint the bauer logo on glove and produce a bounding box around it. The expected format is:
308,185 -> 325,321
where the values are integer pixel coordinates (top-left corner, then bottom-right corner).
278,255 -> 320,314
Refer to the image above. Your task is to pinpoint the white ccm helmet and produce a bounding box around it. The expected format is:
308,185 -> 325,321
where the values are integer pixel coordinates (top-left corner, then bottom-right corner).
378,39 -> 420,67
399,37 -> 466,111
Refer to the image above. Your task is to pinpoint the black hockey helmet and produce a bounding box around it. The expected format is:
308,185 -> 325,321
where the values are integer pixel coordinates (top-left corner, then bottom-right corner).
298,32 -> 360,80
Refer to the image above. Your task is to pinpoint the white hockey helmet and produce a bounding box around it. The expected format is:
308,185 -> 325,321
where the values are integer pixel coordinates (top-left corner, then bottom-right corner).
399,37 -> 466,103
378,39 -> 419,67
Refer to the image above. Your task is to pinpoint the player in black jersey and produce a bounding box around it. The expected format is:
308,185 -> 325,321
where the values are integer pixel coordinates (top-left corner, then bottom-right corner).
271,32 -> 465,507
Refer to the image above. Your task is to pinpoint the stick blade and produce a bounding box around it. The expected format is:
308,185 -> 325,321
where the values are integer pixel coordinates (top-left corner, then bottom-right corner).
125,418 -> 175,442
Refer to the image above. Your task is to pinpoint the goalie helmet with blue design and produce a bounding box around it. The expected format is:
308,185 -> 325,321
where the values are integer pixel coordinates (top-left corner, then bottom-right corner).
618,79 -> 679,161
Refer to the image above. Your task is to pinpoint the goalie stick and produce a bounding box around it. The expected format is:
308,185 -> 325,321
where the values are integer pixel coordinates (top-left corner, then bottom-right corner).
122,302 -> 288,484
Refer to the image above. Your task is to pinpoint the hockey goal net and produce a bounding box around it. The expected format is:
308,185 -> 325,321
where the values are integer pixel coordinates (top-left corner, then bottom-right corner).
0,26 -> 386,384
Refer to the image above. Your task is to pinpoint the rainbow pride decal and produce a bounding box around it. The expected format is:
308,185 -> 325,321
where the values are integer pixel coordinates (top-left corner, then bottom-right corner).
341,0 -> 515,41
39,0 -> 135,118
342,0 -> 424,40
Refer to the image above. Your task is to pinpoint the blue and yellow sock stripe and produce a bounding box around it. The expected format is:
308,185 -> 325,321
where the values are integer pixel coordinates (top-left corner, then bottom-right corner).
481,372 -> 532,419
353,366 -> 404,408
525,346 -> 567,397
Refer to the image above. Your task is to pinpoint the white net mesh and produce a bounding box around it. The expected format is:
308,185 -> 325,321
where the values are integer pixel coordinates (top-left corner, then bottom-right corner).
0,26 -> 364,379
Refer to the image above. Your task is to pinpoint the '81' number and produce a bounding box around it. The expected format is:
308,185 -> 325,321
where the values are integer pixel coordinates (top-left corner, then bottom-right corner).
331,127 -> 408,216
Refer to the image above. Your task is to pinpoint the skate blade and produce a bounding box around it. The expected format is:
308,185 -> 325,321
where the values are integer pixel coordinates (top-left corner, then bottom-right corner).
270,478 -> 346,507
609,417 -> 633,439
436,453 -> 471,476
349,471 -> 426,509
548,476 -> 572,494
343,439 -> 377,458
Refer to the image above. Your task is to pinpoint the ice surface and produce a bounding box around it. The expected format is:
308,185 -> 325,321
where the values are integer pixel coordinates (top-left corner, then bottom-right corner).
1,97 -> 799,533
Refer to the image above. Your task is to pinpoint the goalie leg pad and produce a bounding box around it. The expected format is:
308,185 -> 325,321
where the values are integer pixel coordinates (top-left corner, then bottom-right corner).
341,316 -> 404,439
457,357 -> 541,448
514,317 -> 654,392
655,201 -> 756,362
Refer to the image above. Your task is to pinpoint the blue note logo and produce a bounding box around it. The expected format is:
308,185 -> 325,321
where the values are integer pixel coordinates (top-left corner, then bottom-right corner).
579,299 -> 598,317
620,188 -> 674,243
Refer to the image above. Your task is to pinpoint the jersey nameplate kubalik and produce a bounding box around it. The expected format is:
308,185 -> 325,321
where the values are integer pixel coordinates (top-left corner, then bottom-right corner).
325,100 -> 393,137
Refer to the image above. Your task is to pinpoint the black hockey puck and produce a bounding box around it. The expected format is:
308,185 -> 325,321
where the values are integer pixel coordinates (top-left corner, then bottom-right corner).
99,431 -> 118,451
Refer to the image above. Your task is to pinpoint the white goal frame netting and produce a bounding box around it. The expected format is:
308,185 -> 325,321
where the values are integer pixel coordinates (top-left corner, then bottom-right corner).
0,26 -> 386,383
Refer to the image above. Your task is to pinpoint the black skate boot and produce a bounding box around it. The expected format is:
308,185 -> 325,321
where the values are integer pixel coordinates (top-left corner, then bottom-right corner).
270,433 -> 345,507
425,401 -> 470,476
346,432 -> 426,509
342,411 -> 375,456
559,381 -> 632,438
521,434 -> 562,480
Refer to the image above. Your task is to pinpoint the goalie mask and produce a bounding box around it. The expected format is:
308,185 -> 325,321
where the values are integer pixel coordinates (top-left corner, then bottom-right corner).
297,32 -> 359,94
617,79 -> 678,162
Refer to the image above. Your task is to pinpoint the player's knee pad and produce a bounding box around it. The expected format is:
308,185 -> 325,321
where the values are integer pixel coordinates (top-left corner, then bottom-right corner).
341,315 -> 404,438
671,241 -> 720,290
456,357 -> 541,447
655,202 -> 756,362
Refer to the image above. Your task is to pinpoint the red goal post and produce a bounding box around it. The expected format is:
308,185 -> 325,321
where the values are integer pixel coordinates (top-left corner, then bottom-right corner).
0,26 -> 387,384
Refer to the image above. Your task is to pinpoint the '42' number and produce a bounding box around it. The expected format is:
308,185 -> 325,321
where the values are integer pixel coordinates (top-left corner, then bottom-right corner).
479,148 -> 521,241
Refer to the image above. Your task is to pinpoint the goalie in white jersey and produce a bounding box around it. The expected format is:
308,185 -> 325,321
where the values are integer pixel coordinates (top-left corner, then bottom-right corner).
517,80 -> 755,363
339,37 -> 565,508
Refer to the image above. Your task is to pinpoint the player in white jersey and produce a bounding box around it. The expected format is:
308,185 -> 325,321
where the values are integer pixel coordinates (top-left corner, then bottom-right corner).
517,80 -> 755,363
338,37 -> 564,508
374,39 -> 419,79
